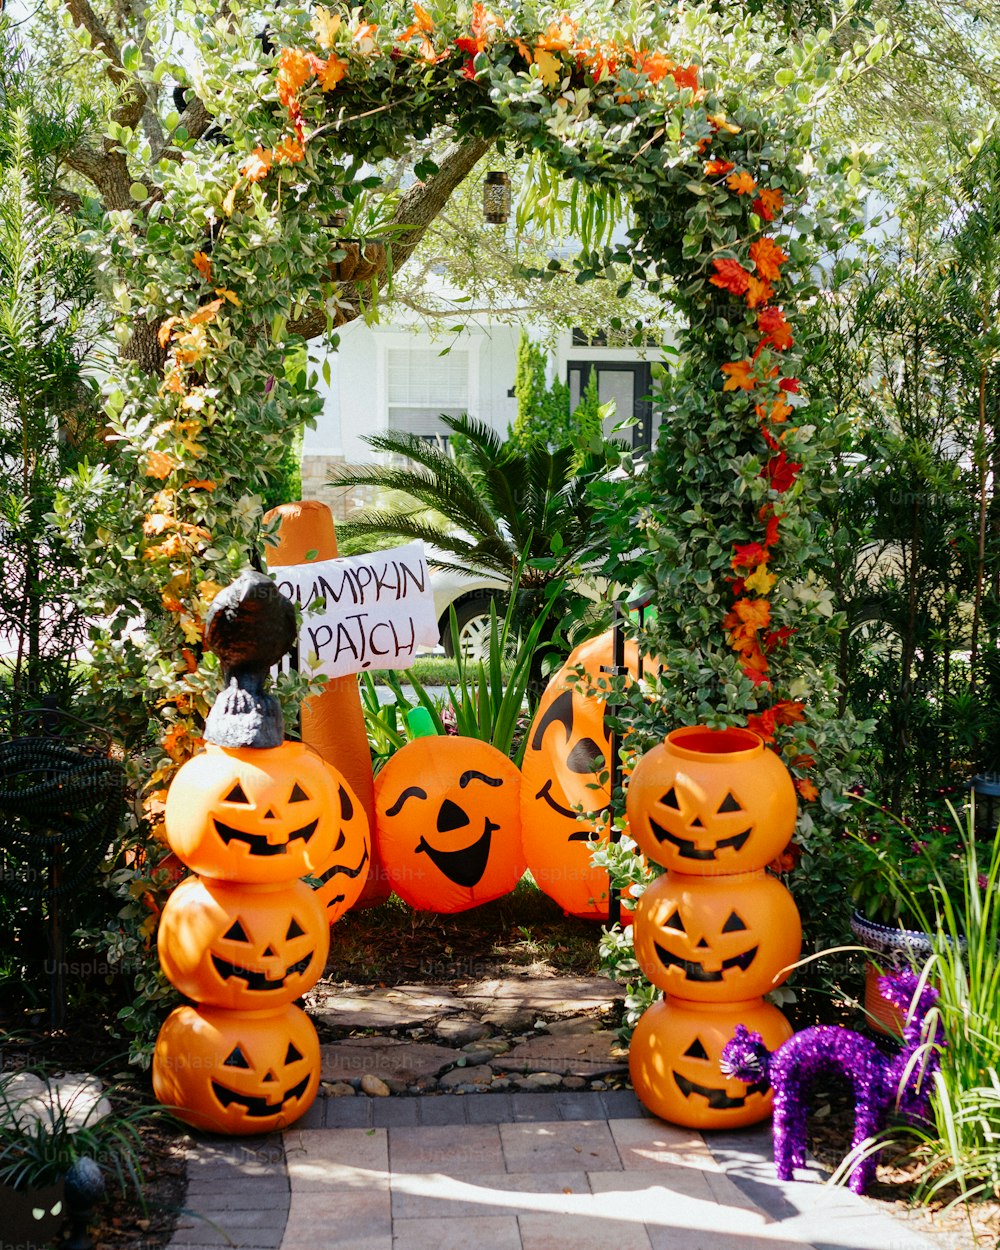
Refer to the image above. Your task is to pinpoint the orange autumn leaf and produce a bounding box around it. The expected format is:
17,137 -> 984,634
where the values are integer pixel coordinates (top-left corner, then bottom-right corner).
704,158 -> 734,176
721,359 -> 756,391
401,1 -> 434,37
189,298 -> 223,326
709,257 -> 750,296
634,50 -> 675,84
730,597 -> 772,633
351,20 -> 379,54
534,48 -> 562,87
157,316 -> 180,348
535,16 -> 577,52
185,479 -> 216,491
726,170 -> 757,196
276,47 -> 313,106
215,287 -> 241,307
750,237 -> 789,281
192,251 -> 212,282
745,274 -> 773,308
164,370 -> 185,394
241,147 -> 273,182
753,187 -> 785,222
181,648 -> 199,673
795,778 -> 819,802
670,64 -> 699,93
274,135 -> 305,163
317,53 -> 349,89
146,450 -> 177,479
772,700 -> 806,726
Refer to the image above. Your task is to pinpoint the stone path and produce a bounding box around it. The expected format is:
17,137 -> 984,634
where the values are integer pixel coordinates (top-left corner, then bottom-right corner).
164,976 -> 948,1250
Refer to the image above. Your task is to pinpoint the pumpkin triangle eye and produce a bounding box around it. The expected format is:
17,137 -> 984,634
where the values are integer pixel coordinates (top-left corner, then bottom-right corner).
718,791 -> 742,814
290,782 -> 310,803
722,910 -> 747,933
285,1042 -> 304,1064
223,920 -> 250,943
661,787 -> 680,810
286,918 -> 306,939
684,1038 -> 710,1060
339,785 -> 354,821
224,782 -> 250,804
224,1045 -> 251,1069
665,908 -> 686,932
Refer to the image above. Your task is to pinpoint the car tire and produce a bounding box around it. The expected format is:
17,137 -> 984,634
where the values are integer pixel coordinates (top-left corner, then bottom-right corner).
441,596 -> 501,662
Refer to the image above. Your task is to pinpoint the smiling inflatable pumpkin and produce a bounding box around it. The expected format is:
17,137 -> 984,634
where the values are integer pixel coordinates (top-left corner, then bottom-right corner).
633,870 -> 801,1002
520,631 -> 644,919
375,735 -> 524,912
312,772 -> 372,924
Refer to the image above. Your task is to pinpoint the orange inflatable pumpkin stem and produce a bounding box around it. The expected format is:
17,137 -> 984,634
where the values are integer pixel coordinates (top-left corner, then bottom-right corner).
264,500 -> 389,908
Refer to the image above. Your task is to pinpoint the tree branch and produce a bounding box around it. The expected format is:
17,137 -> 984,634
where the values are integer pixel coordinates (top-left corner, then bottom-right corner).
63,0 -> 146,129
289,134 -> 493,341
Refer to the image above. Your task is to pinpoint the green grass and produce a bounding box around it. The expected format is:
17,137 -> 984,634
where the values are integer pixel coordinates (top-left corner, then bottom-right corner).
367,656 -> 461,686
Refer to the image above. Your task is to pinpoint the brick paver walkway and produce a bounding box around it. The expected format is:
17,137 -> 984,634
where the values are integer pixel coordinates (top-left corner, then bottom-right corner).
167,1091 -> 941,1250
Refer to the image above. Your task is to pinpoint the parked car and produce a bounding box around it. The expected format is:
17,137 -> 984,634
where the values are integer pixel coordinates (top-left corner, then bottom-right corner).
427,561 -> 508,661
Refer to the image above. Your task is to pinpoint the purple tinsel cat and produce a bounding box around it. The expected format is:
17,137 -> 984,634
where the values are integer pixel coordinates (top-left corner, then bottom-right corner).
719,970 -> 941,1194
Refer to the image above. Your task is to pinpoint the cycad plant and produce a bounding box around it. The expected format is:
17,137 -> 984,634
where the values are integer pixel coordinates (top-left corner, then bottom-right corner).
332,413 -> 620,669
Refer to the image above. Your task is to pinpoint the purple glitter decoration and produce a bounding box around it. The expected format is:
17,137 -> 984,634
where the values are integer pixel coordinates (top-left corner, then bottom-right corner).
720,970 -> 941,1194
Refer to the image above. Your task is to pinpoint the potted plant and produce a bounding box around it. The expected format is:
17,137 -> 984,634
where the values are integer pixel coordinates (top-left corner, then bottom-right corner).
0,1070 -> 147,1250
846,788 -> 965,1032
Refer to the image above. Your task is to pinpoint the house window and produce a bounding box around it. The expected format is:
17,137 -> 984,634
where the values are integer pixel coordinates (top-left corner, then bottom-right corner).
386,346 -> 469,440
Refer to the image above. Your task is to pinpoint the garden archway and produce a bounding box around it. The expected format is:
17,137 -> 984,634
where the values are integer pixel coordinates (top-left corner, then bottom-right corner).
91,3 -> 865,830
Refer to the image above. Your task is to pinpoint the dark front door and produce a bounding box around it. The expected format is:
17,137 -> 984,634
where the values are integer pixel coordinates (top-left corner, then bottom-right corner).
567,361 -> 654,450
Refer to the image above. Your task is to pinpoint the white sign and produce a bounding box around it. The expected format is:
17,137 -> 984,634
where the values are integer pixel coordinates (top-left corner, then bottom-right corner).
272,542 -> 439,679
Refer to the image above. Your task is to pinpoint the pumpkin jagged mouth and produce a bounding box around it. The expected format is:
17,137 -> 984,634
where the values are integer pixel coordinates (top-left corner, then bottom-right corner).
211,1074 -> 310,1117
673,1071 -> 769,1109
317,843 -> 370,887
535,779 -> 604,837
415,818 -> 498,889
653,942 -> 758,982
210,952 -> 314,992
213,818 -> 318,855
649,818 -> 751,861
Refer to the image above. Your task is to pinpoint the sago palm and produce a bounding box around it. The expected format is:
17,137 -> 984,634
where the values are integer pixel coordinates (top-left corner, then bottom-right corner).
331,413 -> 618,645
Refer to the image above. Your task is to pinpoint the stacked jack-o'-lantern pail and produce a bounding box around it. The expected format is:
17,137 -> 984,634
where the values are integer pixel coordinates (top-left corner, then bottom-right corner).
152,742 -> 347,1134
625,726 -> 802,1129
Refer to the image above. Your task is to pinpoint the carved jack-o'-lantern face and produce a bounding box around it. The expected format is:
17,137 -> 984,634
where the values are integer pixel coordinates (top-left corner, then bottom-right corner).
626,726 -> 797,874
628,996 -> 792,1129
313,774 -> 372,924
633,871 -> 801,1001
521,632 -> 643,920
165,742 -> 341,882
375,736 -> 523,913
158,876 -> 329,1009
152,1002 -> 320,1134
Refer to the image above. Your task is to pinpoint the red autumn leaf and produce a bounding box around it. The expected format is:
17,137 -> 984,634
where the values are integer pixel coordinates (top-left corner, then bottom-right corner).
704,159 -> 734,176
731,541 -> 769,570
779,377 -> 800,393
709,257 -> 750,296
772,700 -> 806,725
762,450 -> 802,493
747,710 -> 777,742
758,306 -> 794,351
752,187 -> 785,222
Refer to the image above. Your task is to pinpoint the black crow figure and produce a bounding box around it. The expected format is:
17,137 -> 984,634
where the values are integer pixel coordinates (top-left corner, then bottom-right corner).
203,571 -> 297,749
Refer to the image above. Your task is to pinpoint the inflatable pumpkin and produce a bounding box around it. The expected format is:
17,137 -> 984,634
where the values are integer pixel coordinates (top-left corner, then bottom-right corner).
158,876 -> 329,1010
152,1002 -> 320,1134
626,726 -> 796,874
629,995 -> 792,1130
520,631 -> 644,920
633,870 -> 801,1002
313,773 -> 372,924
375,735 -> 523,913
165,742 -> 342,883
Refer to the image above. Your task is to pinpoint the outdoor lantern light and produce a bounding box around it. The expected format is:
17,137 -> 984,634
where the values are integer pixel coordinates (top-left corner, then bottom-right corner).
483,171 -> 511,224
